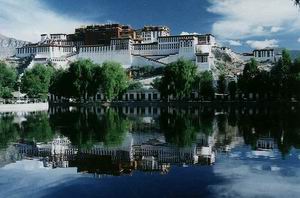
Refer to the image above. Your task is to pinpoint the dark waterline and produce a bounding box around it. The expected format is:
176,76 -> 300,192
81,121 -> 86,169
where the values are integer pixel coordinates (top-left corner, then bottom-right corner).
0,105 -> 300,198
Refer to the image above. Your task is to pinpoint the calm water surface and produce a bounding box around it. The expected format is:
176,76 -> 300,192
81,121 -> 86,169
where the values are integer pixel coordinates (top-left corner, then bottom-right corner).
0,105 -> 300,198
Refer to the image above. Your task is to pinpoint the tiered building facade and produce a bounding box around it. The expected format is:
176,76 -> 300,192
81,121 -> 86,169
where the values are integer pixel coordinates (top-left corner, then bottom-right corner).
16,24 -> 217,72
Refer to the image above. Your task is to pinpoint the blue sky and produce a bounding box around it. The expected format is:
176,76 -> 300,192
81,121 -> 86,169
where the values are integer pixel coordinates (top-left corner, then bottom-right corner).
0,0 -> 300,52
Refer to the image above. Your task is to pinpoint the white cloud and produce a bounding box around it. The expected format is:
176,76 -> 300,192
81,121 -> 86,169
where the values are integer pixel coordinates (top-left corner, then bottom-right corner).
0,0 -> 92,41
0,160 -> 79,198
207,0 -> 300,39
246,39 -> 279,49
298,38 -> 300,43
210,154 -> 300,198
270,26 -> 283,33
180,32 -> 199,35
227,40 -> 242,46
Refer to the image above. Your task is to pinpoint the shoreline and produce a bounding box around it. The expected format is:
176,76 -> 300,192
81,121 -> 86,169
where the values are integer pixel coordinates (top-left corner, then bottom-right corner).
0,101 -> 299,113
49,100 -> 300,108
0,103 -> 49,113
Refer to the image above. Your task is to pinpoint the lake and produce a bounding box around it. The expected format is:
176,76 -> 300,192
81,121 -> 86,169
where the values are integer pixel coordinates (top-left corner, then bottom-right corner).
0,104 -> 300,198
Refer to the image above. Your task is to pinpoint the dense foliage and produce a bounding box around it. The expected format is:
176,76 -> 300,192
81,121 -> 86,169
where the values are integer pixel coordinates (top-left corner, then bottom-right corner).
198,71 -> 215,100
49,60 -> 128,101
21,64 -> 54,99
158,59 -> 197,100
100,61 -> 128,101
154,50 -> 300,102
237,50 -> 300,100
0,61 -> 17,98
217,74 -> 226,94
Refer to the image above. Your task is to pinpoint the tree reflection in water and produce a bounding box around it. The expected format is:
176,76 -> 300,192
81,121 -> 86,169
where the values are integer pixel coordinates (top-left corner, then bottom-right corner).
0,115 -> 20,148
22,112 -> 54,143
159,107 -> 214,147
49,108 -> 130,148
0,105 -> 300,174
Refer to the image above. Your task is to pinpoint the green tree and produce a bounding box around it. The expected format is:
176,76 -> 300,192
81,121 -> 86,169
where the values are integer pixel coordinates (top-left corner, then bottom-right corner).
271,49 -> 292,98
151,77 -> 162,90
228,81 -> 237,98
49,69 -> 73,98
100,61 -> 128,101
291,56 -> 300,74
49,60 -> 128,101
21,64 -> 54,99
238,58 -> 258,95
89,65 -> 103,96
199,71 -> 215,100
68,59 -> 95,100
288,73 -> 300,99
282,49 -> 292,72
159,59 -> 197,100
0,61 -> 17,98
217,74 -> 226,94
50,61 -> 102,100
244,58 -> 258,78
254,70 -> 271,99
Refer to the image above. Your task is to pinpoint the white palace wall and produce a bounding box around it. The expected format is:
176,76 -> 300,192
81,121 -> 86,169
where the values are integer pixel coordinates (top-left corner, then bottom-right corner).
78,47 -> 132,68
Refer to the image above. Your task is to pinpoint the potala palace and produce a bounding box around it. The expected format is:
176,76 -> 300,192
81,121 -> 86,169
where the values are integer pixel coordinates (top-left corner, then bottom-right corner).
15,23 -> 282,75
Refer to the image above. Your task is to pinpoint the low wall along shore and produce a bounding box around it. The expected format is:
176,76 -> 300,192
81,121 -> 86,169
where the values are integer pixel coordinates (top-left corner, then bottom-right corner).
0,103 -> 49,113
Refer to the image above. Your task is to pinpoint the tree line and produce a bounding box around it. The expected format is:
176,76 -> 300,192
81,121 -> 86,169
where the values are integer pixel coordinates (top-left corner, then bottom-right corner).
0,60 -> 129,101
237,50 -> 300,100
49,60 -> 128,101
0,49 -> 300,102
2,105 -> 300,155
155,50 -> 300,101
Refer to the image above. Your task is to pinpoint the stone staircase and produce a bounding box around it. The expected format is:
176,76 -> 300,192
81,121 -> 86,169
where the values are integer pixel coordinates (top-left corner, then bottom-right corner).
133,54 -> 167,66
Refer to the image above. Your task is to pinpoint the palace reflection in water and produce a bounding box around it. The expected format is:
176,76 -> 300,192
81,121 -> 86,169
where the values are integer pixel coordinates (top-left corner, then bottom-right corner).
1,105 -> 300,197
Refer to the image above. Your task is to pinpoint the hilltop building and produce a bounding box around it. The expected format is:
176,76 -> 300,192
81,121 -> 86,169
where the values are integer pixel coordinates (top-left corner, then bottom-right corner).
138,26 -> 170,43
16,23 -> 217,72
68,24 -> 136,45
242,48 -> 282,63
253,48 -> 282,62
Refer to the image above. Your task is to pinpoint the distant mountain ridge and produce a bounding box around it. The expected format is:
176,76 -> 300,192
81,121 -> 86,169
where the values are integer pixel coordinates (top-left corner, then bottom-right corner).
0,34 -> 28,59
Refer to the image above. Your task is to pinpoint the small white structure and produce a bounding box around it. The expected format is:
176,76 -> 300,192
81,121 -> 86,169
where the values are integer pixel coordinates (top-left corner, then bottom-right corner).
251,138 -> 278,158
253,48 -> 282,63
16,33 -> 78,69
122,88 -> 161,101
140,26 -> 170,43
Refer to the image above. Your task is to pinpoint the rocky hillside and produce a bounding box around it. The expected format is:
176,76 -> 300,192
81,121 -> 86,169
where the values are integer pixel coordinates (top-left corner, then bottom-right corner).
0,34 -> 28,59
212,47 -> 245,77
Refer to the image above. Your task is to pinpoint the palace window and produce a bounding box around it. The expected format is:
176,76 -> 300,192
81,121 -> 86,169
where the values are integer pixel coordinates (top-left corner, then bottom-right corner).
197,55 -> 208,63
130,94 -> 134,100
